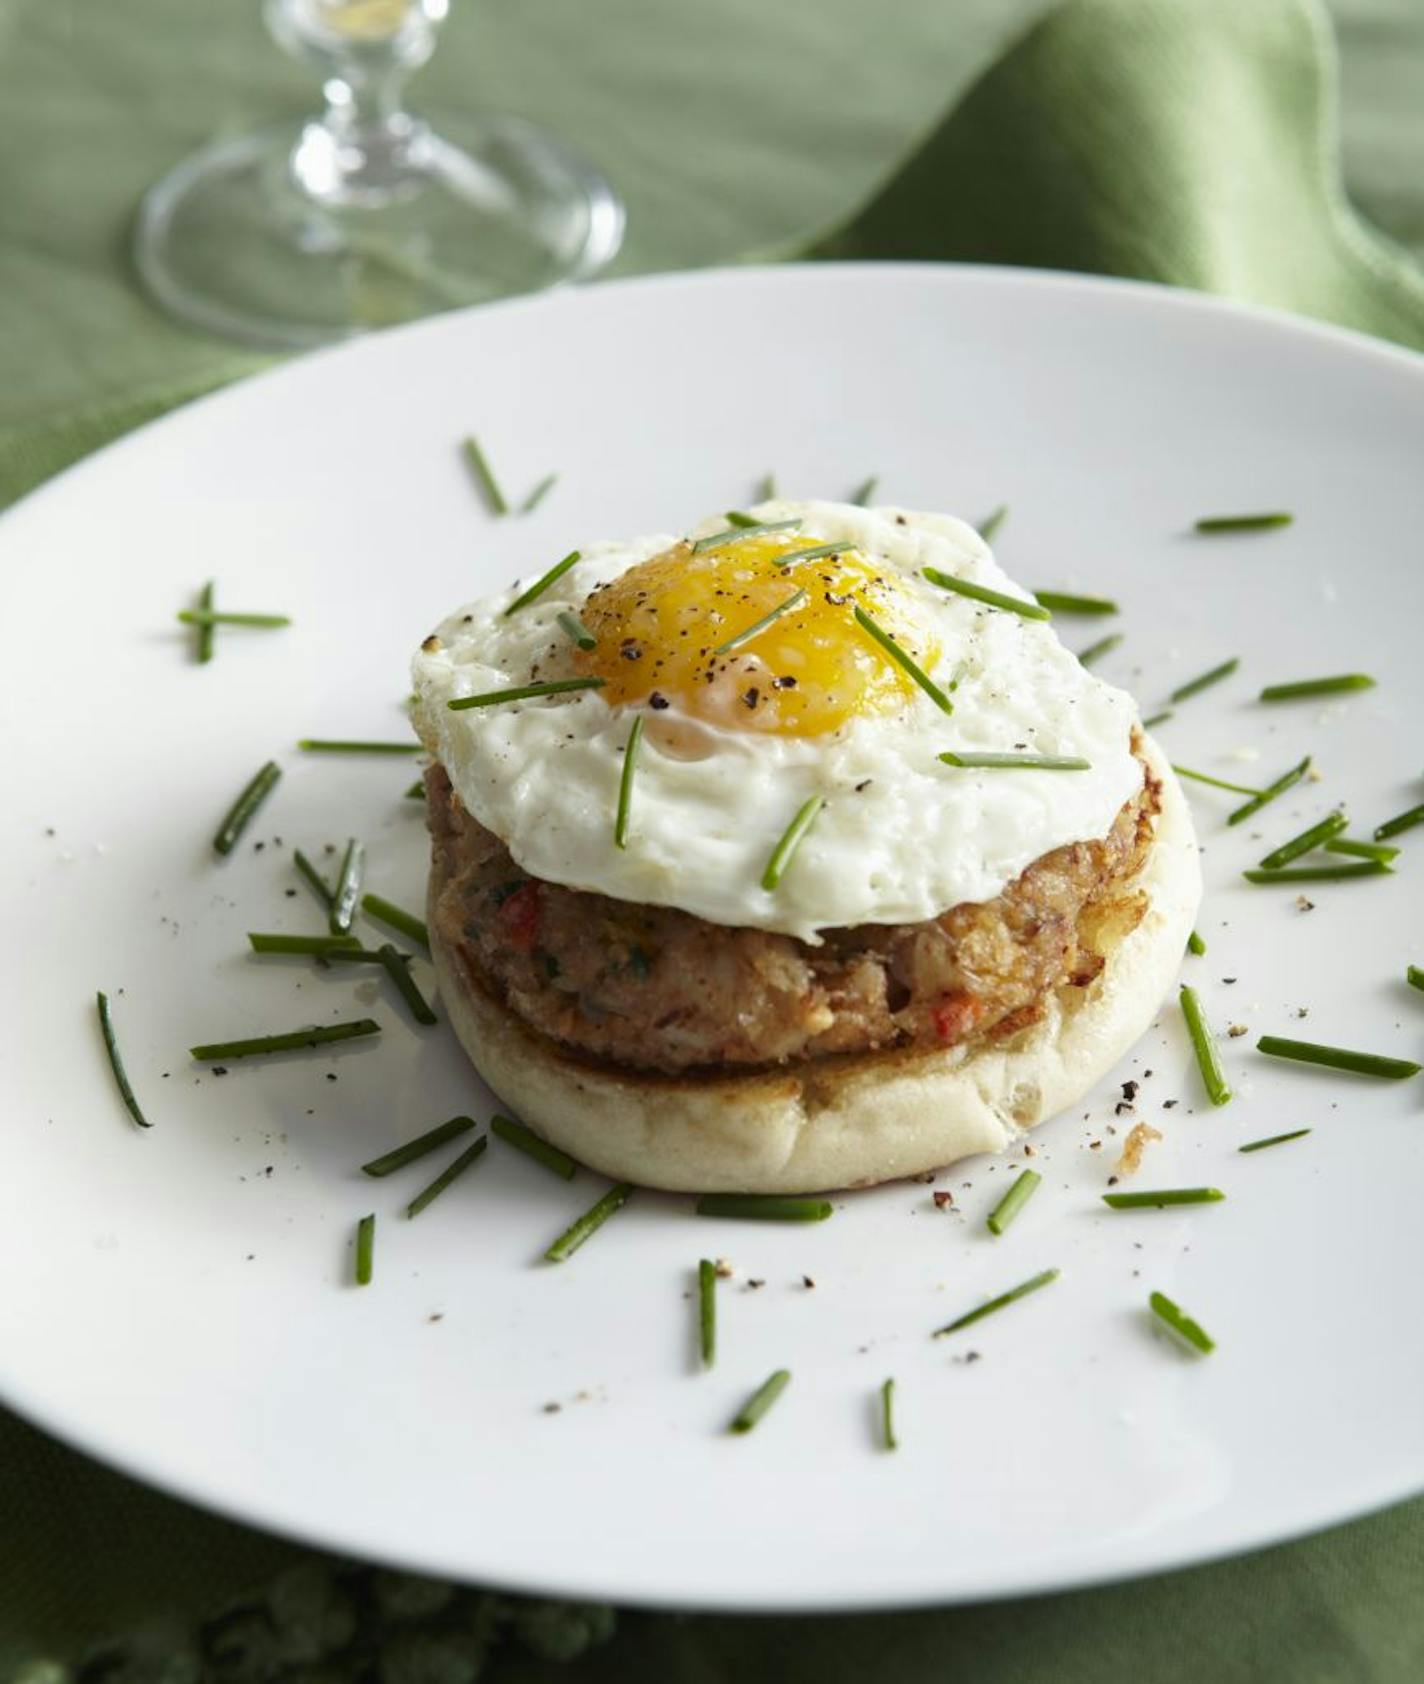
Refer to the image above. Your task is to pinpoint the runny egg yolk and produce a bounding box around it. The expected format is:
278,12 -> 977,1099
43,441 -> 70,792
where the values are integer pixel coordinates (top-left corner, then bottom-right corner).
573,533 -> 939,737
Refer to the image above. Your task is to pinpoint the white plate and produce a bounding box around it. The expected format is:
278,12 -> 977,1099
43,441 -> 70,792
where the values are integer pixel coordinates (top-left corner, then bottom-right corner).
2,266 -> 1423,1612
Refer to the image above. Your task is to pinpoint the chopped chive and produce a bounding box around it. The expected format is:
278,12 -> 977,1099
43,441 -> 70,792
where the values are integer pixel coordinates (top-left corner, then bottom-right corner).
190,1019 -> 380,1060
692,518 -> 801,554
760,796 -> 826,892
921,567 -> 1050,621
977,504 -> 1008,543
1375,803 -> 1424,842
725,510 -> 761,528
1256,1035 -> 1420,1079
329,839 -> 364,936
406,1136 -> 488,1218
544,1182 -> 633,1262
362,1116 -> 476,1177
1324,838 -> 1399,863
698,1258 -> 717,1368
247,932 -> 361,955
1257,810 -> 1349,870
940,751 -> 1090,771
462,435 -> 507,515
713,588 -> 807,655
853,605 -> 954,713
1102,1187 -> 1225,1209
297,739 -> 420,754
1187,929 -> 1207,956
1259,674 -> 1376,702
96,990 -> 151,1130
491,1113 -> 577,1180
1170,657 -> 1239,703
1243,862 -> 1390,883
448,677 -> 605,710
1077,633 -> 1124,667
850,474 -> 879,505
1228,756 -> 1311,826
321,948 -> 388,965
1148,1291 -> 1215,1353
729,1369 -> 791,1434
1031,590 -> 1118,615
881,1377 -> 897,1451
404,780 -> 425,801
294,848 -> 335,909
213,760 -> 281,857
1179,985 -> 1232,1106
755,472 -> 777,501
1172,765 -> 1263,798
361,892 -> 429,952
194,581 -> 215,664
504,549 -> 582,616
1194,512 -> 1293,533
355,1213 -> 376,1285
177,610 -> 290,629
774,541 -> 847,570
556,610 -> 596,651
695,1193 -> 833,1222
1142,710 -> 1174,729
933,1267 -> 1059,1336
1408,964 -> 1424,993
1239,1128 -> 1312,1153
986,1169 -> 1041,1236
520,471 -> 559,514
614,712 -> 644,850
377,944 -> 437,1025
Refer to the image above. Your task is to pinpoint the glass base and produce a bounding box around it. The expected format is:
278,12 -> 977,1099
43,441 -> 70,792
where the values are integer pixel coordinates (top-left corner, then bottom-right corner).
134,113 -> 624,350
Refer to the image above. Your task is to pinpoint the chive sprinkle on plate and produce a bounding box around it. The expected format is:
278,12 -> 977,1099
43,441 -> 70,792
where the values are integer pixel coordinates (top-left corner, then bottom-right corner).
1180,985 -> 1232,1106
376,944 -> 437,1026
297,739 -> 421,754
177,610 -> 290,629
850,474 -> 879,506
213,760 -> 281,857
756,472 -> 777,501
1324,838 -> 1399,864
96,991 -> 151,1130
1257,811 -> 1348,870
614,713 -> 645,850
881,1377 -> 898,1451
1172,765 -> 1262,798
544,1183 -> 633,1263
1242,862 -> 1391,884
491,1113 -> 577,1180
461,435 -> 508,516
247,933 -> 361,956
329,838 -> 364,936
189,1019 -> 381,1061
1256,1035 -> 1420,1079
406,1136 -> 489,1219
361,892 -> 429,952
1148,1291 -> 1215,1354
940,751 -> 1090,772
1408,965 -> 1424,994
977,504 -> 1008,543
933,1267 -> 1059,1336
1375,802 -> 1424,842
556,610 -> 597,651
1031,590 -> 1118,615
853,605 -> 954,713
714,588 -> 807,655
194,580 -> 216,663
1187,929 -> 1207,956
986,1169 -> 1041,1236
1142,709 -> 1173,730
695,1193 -> 833,1222
693,518 -> 800,554
1102,1187 -> 1226,1209
1078,634 -> 1123,668
729,1369 -> 791,1435
504,550 -> 583,617
448,677 -> 605,711
1194,512 -> 1293,533
294,848 -> 335,909
1259,674 -> 1376,702
922,567 -> 1050,621
520,471 -> 559,514
1228,756 -> 1311,826
1170,657 -> 1239,703
725,510 -> 761,528
761,795 -> 825,892
362,1116 -> 476,1178
405,780 -> 425,801
354,1214 -> 376,1286
698,1258 -> 717,1369
1239,1128 -> 1312,1153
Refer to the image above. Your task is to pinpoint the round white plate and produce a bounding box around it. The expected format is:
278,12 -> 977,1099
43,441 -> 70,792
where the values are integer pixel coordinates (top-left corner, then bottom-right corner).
2,266 -> 1422,1612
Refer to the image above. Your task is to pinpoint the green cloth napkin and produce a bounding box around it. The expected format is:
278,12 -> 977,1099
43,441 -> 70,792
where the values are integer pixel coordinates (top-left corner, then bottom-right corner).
4,0 -> 1424,1677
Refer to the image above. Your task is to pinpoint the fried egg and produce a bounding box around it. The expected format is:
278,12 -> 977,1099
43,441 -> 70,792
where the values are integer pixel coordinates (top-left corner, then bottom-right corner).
411,501 -> 1142,940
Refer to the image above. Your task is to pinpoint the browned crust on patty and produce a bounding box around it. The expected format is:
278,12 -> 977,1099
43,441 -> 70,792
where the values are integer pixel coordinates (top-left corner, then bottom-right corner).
425,750 -> 1160,1078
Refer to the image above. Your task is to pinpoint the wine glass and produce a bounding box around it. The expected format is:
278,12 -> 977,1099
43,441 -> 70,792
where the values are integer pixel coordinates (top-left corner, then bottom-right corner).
134,0 -> 624,350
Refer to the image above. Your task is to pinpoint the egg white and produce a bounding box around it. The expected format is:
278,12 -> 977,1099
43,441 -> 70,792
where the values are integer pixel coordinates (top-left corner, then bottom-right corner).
410,501 -> 1143,941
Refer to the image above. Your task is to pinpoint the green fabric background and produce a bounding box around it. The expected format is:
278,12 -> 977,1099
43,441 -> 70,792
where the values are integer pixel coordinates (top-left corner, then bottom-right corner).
3,0 -> 1424,1676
